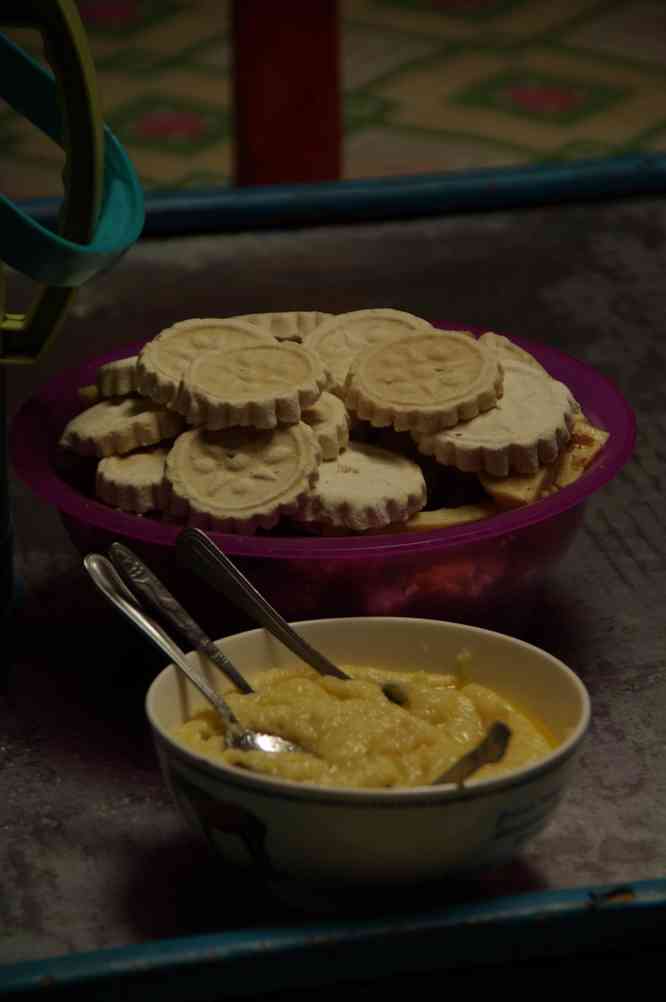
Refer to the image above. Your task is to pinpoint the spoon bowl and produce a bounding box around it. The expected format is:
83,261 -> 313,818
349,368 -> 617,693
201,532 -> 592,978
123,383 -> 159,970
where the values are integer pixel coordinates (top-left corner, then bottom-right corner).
433,721 -> 512,786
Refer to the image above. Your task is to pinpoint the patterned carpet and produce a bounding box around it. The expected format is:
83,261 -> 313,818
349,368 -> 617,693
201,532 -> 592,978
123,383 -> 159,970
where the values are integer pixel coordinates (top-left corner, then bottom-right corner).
1,0 -> 666,201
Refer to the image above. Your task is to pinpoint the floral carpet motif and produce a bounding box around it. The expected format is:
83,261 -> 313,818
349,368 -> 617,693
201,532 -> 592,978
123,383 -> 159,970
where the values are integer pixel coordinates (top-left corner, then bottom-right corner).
1,0 -> 665,200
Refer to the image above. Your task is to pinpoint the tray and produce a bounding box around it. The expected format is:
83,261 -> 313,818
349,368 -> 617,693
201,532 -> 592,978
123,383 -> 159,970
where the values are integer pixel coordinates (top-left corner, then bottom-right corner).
3,878 -> 666,999
4,203 -> 665,996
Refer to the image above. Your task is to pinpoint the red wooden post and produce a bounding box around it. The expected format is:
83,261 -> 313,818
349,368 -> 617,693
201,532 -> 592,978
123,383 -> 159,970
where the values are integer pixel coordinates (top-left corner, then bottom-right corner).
231,0 -> 341,186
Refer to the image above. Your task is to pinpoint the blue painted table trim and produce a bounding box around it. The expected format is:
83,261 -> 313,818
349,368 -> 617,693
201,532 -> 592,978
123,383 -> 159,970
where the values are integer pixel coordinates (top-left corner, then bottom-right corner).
16,153 -> 666,239
2,878 -> 666,997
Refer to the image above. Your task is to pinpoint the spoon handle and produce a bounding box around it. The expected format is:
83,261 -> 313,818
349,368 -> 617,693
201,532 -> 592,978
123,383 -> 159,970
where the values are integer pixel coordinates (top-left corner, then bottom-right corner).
108,542 -> 253,695
434,721 -> 512,787
176,527 -> 350,682
83,553 -> 241,737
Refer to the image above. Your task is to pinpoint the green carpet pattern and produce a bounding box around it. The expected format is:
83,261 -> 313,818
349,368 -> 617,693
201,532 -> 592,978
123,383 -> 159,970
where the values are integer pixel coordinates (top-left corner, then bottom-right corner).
1,0 -> 666,200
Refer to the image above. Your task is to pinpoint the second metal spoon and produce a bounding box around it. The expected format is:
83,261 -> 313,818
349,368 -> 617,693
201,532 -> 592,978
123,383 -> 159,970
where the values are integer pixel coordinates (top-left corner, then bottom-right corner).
108,542 -> 253,696
84,553 -> 301,755
175,527 -> 409,705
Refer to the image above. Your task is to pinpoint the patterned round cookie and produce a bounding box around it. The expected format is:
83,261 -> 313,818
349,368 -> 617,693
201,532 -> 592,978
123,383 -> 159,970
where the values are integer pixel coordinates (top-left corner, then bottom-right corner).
345,330 -> 503,435
414,361 -> 577,477
302,391 -> 350,460
232,311 -> 334,342
479,331 -> 582,418
293,442 -> 427,532
137,318 -> 276,407
96,446 -> 169,513
304,308 -> 432,396
59,396 -> 185,458
175,342 -> 329,430
478,332 -> 549,376
96,355 -> 140,397
164,422 -> 322,533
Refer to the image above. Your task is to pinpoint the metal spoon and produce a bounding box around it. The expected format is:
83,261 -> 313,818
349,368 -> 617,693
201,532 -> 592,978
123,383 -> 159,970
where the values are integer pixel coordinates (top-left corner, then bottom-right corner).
83,553 -> 301,754
433,721 -> 512,787
108,542 -> 253,696
175,527 -> 409,705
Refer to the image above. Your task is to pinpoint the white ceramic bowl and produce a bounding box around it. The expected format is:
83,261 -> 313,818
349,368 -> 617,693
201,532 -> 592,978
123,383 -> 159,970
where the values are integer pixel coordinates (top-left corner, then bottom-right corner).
146,617 -> 590,886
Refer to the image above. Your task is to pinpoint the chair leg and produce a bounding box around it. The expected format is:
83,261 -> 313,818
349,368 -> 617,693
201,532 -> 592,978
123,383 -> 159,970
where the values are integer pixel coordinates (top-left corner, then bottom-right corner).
231,0 -> 341,186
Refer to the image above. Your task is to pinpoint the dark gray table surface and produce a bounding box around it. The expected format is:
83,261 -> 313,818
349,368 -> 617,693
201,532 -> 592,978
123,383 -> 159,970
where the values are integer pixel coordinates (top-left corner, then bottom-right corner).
2,196 -> 665,971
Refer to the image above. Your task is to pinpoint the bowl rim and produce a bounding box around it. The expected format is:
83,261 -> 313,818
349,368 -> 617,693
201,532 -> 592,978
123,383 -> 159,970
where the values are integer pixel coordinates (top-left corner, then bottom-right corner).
145,616 -> 591,807
9,326 -> 636,559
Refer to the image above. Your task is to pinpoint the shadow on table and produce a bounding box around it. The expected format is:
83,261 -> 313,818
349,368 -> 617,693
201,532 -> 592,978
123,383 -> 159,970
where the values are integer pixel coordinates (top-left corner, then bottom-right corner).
3,562 -> 166,775
121,829 -> 548,940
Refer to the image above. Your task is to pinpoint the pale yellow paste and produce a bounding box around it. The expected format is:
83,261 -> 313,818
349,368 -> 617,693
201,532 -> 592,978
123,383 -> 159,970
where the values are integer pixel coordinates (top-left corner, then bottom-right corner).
171,663 -> 554,789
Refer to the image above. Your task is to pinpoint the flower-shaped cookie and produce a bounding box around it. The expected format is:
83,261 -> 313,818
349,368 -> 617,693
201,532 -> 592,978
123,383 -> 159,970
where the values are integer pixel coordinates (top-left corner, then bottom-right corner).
137,317 -> 276,407
345,331 -> 503,434
59,396 -> 184,458
164,422 -> 322,533
294,442 -> 426,531
302,391 -> 350,460
174,342 -> 330,429
478,332 -> 549,375
415,361 -> 577,476
232,311 -> 333,342
96,355 -> 140,397
305,308 -> 432,396
96,446 -> 169,513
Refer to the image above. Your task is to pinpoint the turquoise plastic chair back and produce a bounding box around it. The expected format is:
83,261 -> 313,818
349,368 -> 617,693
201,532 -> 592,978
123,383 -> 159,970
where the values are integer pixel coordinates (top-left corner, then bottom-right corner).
0,0 -> 144,362
0,0 -> 144,619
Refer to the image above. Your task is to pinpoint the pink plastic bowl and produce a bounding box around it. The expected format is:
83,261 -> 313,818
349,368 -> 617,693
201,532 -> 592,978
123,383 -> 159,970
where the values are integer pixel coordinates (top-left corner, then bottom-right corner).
10,328 -> 635,636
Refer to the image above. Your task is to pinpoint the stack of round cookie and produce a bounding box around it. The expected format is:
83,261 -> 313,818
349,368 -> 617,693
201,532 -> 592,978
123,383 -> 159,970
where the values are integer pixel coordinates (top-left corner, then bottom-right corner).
59,310 -> 605,535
